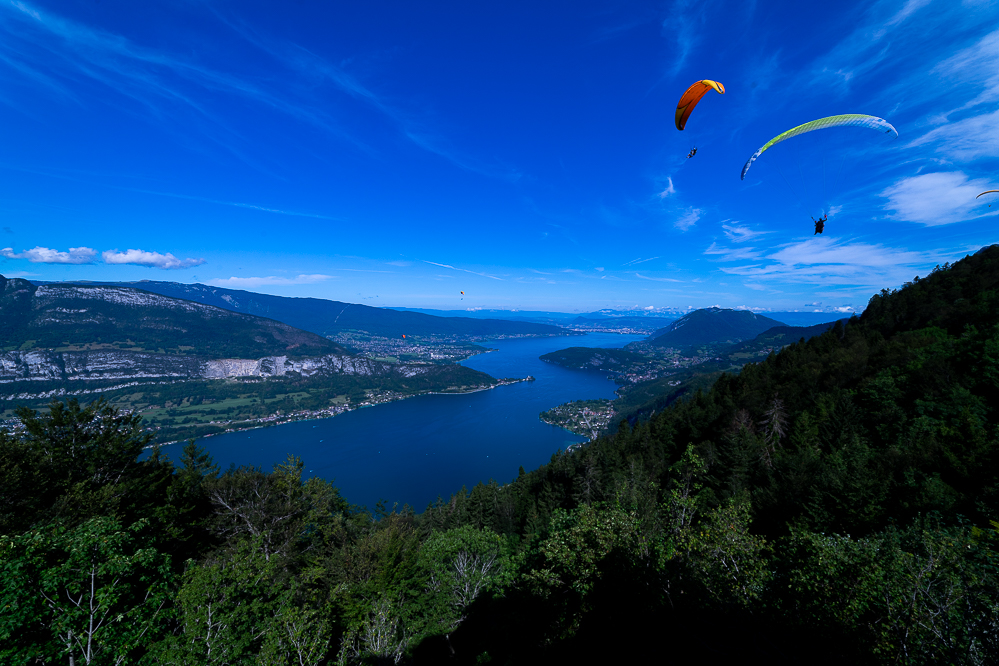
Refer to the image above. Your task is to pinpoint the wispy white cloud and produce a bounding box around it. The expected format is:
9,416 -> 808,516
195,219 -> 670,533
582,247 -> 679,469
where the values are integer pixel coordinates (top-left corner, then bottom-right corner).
804,0 -> 937,94
223,17 -> 521,179
123,185 -> 339,219
661,0 -> 715,78
720,237 -> 942,287
876,18 -> 999,167
881,171 -> 995,226
208,274 -> 335,288
0,2 -> 513,178
0,163 -> 340,220
658,177 -> 675,199
907,109 -> 999,162
102,249 -> 205,269
674,208 -> 701,231
722,223 -> 768,243
881,0 -> 933,32
704,242 -> 763,261
422,260 -> 502,280
930,29 -> 999,112
860,20 -> 999,235
623,257 -> 660,267
635,273 -> 682,282
1,245 -> 96,264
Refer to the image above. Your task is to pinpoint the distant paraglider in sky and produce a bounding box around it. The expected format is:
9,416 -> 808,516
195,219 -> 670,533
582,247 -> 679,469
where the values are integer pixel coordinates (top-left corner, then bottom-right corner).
740,114 -> 898,181
675,80 -> 725,131
977,190 -> 999,207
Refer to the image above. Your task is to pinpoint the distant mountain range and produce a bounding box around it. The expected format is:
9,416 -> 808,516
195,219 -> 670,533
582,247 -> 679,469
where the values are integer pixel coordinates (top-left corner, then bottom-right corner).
46,281 -> 571,339
2,276 -> 342,358
391,306 -> 848,328
569,316 -> 679,334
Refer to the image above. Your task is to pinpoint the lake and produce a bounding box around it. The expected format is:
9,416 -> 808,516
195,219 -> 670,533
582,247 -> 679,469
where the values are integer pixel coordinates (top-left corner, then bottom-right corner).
167,333 -> 642,511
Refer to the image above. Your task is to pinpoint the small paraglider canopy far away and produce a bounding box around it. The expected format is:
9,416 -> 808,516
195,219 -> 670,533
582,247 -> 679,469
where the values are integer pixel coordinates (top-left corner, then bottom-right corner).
675,80 -> 725,131
978,190 -> 999,207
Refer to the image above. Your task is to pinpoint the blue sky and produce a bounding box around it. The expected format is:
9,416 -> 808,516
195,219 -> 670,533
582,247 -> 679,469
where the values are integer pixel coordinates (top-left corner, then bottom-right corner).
0,0 -> 997,313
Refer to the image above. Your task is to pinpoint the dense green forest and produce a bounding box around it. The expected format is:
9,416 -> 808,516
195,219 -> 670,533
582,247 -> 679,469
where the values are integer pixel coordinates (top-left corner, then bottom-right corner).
3,247 -> 999,664
539,345 -> 647,370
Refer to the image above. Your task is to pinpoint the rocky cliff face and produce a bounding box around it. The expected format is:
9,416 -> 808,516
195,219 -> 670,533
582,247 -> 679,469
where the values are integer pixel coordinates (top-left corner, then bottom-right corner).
32,285 -> 216,315
0,350 -> 428,384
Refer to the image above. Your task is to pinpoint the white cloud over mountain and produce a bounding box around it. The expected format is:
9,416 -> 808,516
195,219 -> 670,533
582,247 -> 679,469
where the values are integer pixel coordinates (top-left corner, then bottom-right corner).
102,249 -> 206,269
208,274 -> 335,288
1,246 -> 97,264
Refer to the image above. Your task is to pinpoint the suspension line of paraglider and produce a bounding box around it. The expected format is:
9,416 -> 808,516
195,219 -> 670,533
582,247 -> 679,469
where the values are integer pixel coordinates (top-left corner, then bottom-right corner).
772,159 -> 809,213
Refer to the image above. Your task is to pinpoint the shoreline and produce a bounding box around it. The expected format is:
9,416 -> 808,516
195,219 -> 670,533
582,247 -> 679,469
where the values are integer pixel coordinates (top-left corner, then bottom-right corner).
148,376 -> 534,448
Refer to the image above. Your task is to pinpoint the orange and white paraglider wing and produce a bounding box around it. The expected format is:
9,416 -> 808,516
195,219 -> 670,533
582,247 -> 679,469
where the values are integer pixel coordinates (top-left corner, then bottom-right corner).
675,80 -> 725,131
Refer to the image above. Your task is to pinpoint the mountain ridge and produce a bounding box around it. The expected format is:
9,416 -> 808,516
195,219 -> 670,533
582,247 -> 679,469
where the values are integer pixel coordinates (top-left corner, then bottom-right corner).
648,307 -> 786,348
2,276 -> 344,359
44,280 -> 573,339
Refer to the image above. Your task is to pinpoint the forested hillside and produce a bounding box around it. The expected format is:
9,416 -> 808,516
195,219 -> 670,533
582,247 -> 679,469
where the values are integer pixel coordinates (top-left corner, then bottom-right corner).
648,306 -> 785,348
3,247 -> 999,664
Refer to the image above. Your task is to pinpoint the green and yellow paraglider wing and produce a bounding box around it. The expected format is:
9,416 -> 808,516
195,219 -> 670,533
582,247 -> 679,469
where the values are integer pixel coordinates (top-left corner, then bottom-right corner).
976,190 -> 999,199
675,80 -> 725,131
740,114 -> 898,180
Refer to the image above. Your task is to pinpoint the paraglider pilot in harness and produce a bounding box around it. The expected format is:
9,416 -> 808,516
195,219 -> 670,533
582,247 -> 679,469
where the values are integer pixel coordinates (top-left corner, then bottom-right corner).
812,214 -> 827,235
687,147 -> 697,159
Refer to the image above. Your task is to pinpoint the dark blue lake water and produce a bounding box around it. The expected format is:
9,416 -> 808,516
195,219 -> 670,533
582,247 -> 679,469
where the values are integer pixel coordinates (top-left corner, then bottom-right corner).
164,333 -> 641,511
